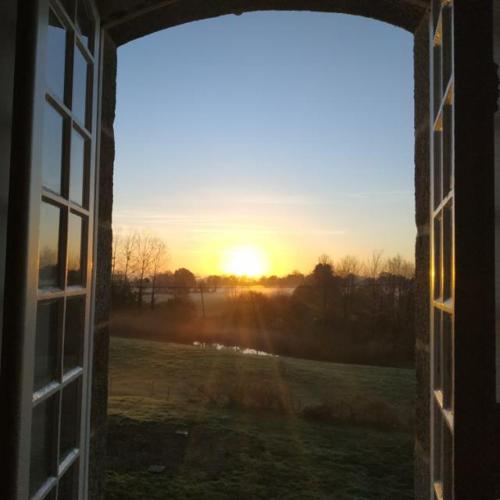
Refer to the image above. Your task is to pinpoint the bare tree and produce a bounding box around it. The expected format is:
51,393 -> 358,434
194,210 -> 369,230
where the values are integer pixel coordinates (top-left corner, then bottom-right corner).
385,254 -> 415,279
337,255 -> 361,278
364,250 -> 384,278
383,254 -> 415,323
135,232 -> 155,308
318,254 -> 333,267
111,229 -> 121,277
150,238 -> 168,309
120,232 -> 138,284
364,250 -> 384,334
337,255 -> 361,318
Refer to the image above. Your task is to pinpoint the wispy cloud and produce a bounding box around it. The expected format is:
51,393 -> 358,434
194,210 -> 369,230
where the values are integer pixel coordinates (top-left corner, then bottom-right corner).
113,209 -> 345,237
345,190 -> 412,200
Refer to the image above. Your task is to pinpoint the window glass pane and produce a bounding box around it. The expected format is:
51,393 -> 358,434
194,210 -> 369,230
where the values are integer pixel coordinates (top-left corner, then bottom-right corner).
69,128 -> 86,206
41,103 -> 64,194
442,313 -> 453,409
39,202 -> 61,288
64,297 -> 85,373
67,213 -> 84,286
30,396 -> 57,496
46,10 -> 66,101
432,401 -> 443,483
442,105 -> 452,197
76,0 -> 94,50
72,46 -> 88,127
433,129 -> 442,209
442,6 -> 452,90
433,217 -> 441,299
431,0 -> 440,32
442,423 -> 453,497
443,205 -> 452,300
60,380 -> 81,460
34,300 -> 61,392
58,459 -> 79,499
433,309 -> 442,390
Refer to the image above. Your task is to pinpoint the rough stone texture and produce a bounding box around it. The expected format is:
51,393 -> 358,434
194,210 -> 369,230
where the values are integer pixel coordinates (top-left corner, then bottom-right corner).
413,13 -> 430,500
97,0 -> 429,46
88,423 -> 108,500
91,2 -> 432,499
89,31 -> 117,500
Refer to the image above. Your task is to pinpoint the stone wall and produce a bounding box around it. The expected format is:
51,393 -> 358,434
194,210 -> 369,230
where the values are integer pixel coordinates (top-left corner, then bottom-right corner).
89,30 -> 116,500
97,0 -> 427,45
413,13 -> 430,500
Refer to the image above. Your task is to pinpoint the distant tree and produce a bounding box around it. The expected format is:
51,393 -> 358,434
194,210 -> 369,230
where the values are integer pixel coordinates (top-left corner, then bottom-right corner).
384,254 -> 414,279
312,255 -> 334,285
111,230 -> 121,277
135,232 -> 155,307
120,232 -> 138,284
150,238 -> 168,309
364,250 -> 385,334
173,268 -> 196,294
205,275 -> 221,291
364,250 -> 384,278
337,255 -> 361,278
155,271 -> 173,287
337,255 -> 362,318
111,231 -> 137,307
311,255 -> 337,322
381,255 -> 415,324
283,271 -> 305,287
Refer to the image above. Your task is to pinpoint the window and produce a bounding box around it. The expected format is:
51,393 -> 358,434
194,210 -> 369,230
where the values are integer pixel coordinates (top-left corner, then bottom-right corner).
29,0 -> 97,498
430,1 -> 455,498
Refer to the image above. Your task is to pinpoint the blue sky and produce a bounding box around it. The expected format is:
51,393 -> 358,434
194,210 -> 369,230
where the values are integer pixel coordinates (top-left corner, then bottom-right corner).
114,11 -> 414,275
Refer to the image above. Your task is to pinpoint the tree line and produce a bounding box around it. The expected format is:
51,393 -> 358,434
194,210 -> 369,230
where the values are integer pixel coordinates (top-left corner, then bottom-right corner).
111,232 -> 415,367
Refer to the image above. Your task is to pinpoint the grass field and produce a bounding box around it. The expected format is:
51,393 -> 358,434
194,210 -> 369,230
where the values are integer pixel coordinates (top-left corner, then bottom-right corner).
107,337 -> 415,499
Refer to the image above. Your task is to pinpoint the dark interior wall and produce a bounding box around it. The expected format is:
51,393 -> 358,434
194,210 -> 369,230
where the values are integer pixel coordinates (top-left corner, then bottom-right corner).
494,5 -> 500,490
494,1 -> 500,408
488,3 -> 500,494
1,3 -> 39,497
0,4 -> 18,496
0,0 -> 18,371
91,2 -> 430,499
453,4 -> 496,495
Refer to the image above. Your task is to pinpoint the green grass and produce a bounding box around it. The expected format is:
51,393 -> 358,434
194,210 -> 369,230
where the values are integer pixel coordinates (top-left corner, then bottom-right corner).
107,337 -> 415,499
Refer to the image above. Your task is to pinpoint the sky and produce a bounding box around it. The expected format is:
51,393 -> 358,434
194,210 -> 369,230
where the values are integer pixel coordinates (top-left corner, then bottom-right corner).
114,12 -> 415,277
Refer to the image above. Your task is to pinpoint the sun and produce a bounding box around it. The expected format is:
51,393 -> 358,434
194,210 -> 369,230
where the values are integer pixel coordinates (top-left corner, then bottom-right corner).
221,245 -> 270,277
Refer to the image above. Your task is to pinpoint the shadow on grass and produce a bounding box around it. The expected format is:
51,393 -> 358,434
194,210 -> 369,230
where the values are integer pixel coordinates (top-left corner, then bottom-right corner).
106,410 -> 414,500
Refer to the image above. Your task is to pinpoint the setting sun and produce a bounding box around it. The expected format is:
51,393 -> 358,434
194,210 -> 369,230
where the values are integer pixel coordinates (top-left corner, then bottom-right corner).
221,245 -> 270,277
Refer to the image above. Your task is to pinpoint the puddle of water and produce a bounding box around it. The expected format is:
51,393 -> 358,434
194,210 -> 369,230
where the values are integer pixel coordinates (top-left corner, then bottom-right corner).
192,341 -> 276,357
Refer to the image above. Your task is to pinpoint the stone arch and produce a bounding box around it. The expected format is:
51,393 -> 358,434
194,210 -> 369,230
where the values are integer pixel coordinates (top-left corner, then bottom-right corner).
92,2 -> 431,499
98,0 -> 429,45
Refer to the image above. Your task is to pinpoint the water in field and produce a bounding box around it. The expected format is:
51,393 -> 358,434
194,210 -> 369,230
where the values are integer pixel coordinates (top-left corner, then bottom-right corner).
192,341 -> 277,357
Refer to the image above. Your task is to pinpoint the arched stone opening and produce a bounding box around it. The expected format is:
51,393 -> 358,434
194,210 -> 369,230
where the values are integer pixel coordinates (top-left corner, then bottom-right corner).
89,2 -> 431,499
98,0 -> 428,44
